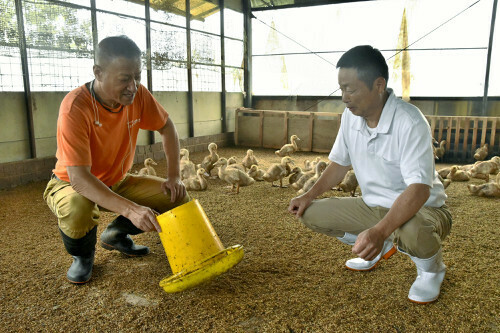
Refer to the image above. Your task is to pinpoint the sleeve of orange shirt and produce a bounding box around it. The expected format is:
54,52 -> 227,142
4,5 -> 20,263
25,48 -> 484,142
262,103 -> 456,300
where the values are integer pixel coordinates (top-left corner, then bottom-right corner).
136,85 -> 169,131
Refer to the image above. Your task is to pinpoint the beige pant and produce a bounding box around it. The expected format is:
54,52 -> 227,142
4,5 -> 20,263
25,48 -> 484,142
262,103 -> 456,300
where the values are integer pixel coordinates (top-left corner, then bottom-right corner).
43,174 -> 190,239
300,197 -> 452,258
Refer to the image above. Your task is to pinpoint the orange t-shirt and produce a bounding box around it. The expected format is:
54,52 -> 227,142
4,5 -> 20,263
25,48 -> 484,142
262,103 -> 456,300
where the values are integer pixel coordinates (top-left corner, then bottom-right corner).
53,83 -> 168,186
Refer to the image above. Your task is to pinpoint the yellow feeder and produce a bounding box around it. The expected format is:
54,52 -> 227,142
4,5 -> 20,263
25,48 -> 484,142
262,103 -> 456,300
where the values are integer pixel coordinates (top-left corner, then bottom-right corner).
157,199 -> 244,293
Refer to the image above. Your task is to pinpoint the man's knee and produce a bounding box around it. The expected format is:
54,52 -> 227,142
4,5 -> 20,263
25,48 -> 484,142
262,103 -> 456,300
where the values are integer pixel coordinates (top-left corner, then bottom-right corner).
58,193 -> 98,238
395,217 -> 440,258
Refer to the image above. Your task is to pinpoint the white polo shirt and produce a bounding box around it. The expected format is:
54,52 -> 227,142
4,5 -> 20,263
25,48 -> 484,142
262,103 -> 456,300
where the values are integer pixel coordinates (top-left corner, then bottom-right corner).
329,89 -> 447,208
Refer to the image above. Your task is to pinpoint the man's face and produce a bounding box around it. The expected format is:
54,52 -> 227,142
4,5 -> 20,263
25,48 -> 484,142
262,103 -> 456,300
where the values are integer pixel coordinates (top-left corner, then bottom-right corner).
338,67 -> 383,120
95,56 -> 142,106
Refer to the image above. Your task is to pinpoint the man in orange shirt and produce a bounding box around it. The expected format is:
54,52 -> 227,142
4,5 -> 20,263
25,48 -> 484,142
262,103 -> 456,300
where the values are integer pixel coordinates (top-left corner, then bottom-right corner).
43,36 -> 190,284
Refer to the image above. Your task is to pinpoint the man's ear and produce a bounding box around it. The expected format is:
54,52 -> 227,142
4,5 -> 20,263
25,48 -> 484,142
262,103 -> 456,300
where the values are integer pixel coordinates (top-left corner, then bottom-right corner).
93,65 -> 103,81
374,77 -> 387,94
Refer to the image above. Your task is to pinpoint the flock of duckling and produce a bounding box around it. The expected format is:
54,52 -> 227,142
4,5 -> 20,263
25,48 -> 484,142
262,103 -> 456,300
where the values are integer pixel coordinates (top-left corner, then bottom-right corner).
135,138 -> 498,198
436,143 -> 500,197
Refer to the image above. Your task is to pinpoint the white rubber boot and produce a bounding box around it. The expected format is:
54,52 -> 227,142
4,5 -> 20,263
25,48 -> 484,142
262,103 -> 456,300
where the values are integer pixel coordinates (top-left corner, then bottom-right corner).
345,239 -> 396,271
336,232 -> 357,246
407,249 -> 446,304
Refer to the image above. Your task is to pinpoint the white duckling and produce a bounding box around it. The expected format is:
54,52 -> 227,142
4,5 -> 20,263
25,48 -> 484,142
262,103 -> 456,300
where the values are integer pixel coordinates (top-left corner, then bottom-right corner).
297,161 -> 327,195
446,165 -> 470,182
242,149 -> 259,171
138,158 -> 157,176
200,142 -> 219,178
214,158 -> 255,194
182,168 -> 208,191
275,135 -> 300,157
247,164 -> 265,181
437,167 -> 451,179
474,143 -> 489,161
337,169 -> 358,197
263,156 -> 295,188
180,148 -> 197,180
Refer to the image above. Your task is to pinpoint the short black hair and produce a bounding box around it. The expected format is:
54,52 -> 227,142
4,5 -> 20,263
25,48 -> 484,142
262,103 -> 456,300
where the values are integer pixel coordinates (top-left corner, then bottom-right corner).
336,45 -> 388,89
95,35 -> 142,67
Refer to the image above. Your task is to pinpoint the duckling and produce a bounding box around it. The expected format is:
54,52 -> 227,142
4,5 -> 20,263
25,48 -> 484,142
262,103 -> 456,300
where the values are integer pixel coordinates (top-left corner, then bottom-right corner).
303,157 -> 321,172
469,160 -> 499,182
275,135 -> 300,157
137,158 -> 157,176
288,166 -> 304,185
263,156 -> 295,188
200,142 -> 219,178
180,148 -> 197,180
247,164 -> 265,181
435,140 -> 446,160
437,167 -> 451,179
292,162 -> 327,191
459,163 -> 476,172
241,149 -> 259,171
437,173 -> 451,190
338,169 -> 358,196
227,156 -> 246,172
214,158 -> 255,194
297,161 -> 327,195
467,181 -> 500,197
474,143 -> 489,161
490,156 -> 500,168
446,165 -> 470,181
182,168 -> 208,191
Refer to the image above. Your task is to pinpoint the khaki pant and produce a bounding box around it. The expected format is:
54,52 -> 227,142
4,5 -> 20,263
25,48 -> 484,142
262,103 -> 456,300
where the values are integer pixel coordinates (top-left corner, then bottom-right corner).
299,197 -> 452,258
43,174 -> 190,239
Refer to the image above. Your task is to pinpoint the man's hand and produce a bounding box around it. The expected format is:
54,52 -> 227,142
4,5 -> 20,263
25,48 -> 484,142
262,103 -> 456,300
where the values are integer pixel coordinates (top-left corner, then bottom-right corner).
127,205 -> 162,233
288,194 -> 313,218
352,227 -> 385,261
161,177 -> 186,203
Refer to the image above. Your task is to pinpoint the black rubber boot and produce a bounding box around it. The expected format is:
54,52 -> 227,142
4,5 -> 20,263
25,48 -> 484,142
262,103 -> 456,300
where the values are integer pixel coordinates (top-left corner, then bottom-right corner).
59,226 -> 97,284
100,216 -> 150,257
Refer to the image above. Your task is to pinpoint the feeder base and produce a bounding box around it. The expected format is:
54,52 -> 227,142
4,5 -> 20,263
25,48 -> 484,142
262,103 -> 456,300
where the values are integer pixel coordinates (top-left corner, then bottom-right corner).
159,245 -> 244,293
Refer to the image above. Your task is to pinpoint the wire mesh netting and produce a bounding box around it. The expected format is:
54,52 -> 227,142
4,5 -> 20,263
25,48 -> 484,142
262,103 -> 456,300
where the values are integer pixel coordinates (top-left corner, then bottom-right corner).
0,0 -> 244,93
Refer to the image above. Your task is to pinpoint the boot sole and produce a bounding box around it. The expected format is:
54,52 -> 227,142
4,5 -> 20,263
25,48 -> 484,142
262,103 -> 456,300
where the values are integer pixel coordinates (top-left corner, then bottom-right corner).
100,241 -> 149,257
408,297 -> 438,305
346,245 -> 397,272
67,277 -> 91,284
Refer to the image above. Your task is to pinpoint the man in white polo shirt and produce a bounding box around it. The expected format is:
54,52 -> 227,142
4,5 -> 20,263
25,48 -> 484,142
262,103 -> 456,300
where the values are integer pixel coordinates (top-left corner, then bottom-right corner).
288,45 -> 452,304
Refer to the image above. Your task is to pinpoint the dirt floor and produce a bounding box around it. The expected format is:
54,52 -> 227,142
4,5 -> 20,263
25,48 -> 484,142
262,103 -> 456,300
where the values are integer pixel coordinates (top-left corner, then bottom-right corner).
1,147 -> 499,332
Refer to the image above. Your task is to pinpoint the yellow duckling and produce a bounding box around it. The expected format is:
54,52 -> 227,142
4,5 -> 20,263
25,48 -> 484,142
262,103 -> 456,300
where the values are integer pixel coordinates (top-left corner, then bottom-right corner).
469,160 -> 499,182
180,148 -> 197,180
297,161 -> 327,195
200,142 -> 219,178
214,158 -> 255,194
467,175 -> 500,197
292,161 -> 327,191
435,140 -> 446,160
337,169 -> 358,197
247,164 -> 265,181
242,149 -> 259,171
288,166 -> 304,185
446,165 -> 470,182
275,135 -> 300,157
263,156 -> 295,188
138,158 -> 157,176
182,168 -> 208,191
303,157 -> 321,172
227,156 -> 246,172
474,143 -> 489,161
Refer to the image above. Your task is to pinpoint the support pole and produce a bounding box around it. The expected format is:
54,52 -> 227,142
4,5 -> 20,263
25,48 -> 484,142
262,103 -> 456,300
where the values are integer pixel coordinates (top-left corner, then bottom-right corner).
145,0 -> 155,144
15,0 -> 36,158
186,0 -> 194,137
220,0 -> 227,133
482,0 -> 497,116
243,0 -> 252,108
